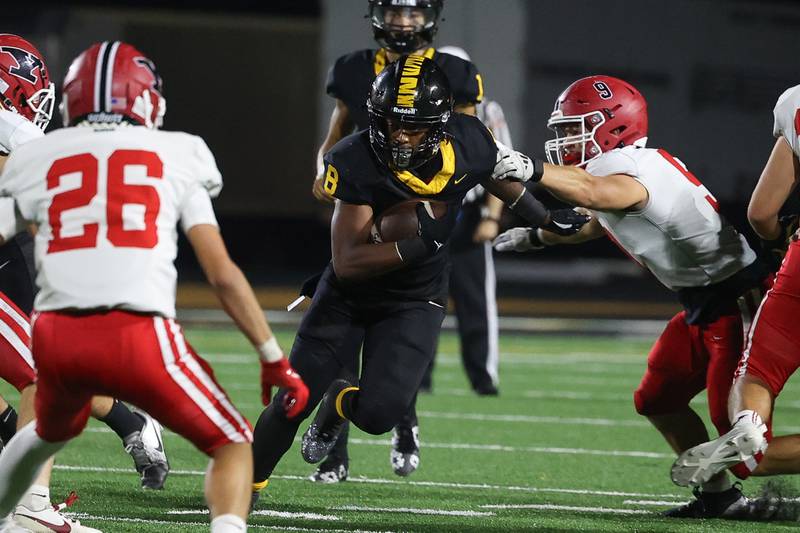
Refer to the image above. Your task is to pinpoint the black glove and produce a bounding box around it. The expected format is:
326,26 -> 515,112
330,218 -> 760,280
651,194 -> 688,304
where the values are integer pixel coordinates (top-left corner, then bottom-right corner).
415,202 -> 457,254
544,208 -> 592,236
761,214 -> 800,271
396,203 -> 458,262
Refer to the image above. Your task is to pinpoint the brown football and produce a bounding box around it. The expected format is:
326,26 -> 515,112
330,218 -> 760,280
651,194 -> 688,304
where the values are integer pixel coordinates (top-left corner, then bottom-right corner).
371,199 -> 449,243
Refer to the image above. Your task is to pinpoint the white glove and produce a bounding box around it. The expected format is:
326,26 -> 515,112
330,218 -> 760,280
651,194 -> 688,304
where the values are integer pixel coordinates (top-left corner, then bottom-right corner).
493,227 -> 543,252
493,143 -> 534,181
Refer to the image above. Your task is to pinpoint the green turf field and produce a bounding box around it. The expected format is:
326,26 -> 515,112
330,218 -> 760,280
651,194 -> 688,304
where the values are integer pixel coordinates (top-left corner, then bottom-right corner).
2,325 -> 799,532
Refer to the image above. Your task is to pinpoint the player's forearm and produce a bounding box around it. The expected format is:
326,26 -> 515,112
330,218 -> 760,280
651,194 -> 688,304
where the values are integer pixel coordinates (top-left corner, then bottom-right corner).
208,262 -> 273,347
482,178 -> 549,226
332,242 -> 405,281
539,164 -> 598,208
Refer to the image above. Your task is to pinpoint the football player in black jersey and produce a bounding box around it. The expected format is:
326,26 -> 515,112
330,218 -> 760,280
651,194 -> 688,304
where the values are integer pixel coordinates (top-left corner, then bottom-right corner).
305,0 -> 489,485
250,57 -> 589,500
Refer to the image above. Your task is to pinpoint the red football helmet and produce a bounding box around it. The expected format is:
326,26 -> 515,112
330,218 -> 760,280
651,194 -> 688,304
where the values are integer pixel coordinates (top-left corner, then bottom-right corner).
545,75 -> 648,167
61,41 -> 165,128
0,34 -> 55,130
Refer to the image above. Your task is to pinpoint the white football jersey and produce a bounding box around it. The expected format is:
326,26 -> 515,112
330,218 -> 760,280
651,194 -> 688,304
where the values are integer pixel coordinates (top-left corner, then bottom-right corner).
586,146 -> 756,290
773,84 -> 800,159
0,125 -> 222,317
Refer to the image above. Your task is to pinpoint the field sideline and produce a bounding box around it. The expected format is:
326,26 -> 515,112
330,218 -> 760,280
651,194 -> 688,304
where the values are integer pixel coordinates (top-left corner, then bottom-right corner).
1,326 -> 798,532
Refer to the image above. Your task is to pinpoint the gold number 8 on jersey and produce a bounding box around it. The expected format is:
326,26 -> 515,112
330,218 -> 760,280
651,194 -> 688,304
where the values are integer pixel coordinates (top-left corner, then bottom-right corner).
323,163 -> 339,195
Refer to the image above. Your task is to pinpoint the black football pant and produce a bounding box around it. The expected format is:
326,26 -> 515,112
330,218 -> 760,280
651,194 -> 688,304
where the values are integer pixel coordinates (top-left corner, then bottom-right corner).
252,272 -> 445,482
423,204 -> 499,391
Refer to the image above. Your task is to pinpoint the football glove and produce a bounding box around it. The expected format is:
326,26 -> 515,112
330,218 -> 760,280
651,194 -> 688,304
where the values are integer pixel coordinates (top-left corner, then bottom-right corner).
416,201 -> 458,255
492,144 -> 542,182
260,359 -> 309,419
544,208 -> 592,236
761,214 -> 800,271
493,227 -> 544,252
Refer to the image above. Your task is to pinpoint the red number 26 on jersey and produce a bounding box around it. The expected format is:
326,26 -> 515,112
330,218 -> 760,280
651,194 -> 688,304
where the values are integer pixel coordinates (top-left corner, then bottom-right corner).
46,150 -> 163,253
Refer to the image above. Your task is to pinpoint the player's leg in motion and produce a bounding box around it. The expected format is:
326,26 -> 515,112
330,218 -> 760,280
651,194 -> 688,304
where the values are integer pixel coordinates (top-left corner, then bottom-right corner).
634,311 -> 747,518
303,299 -> 445,465
310,330 -> 361,483
252,277 -> 361,500
674,242 -> 800,486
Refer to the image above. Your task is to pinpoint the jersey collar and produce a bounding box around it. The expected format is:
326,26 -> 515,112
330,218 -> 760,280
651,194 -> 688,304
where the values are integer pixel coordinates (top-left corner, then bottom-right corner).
374,47 -> 436,77
392,140 -> 455,195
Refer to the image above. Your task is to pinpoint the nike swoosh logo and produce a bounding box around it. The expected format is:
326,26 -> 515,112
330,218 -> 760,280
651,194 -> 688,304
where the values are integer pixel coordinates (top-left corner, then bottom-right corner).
0,260 -> 10,271
552,221 -> 572,229
15,513 -> 72,532
454,173 -> 468,184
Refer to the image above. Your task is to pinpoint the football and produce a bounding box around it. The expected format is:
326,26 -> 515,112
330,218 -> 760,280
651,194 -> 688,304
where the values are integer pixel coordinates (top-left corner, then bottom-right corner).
371,199 -> 449,243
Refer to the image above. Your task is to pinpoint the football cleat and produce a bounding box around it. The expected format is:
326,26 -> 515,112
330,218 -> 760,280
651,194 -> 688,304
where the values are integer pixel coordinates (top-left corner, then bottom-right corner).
391,423 -> 420,477
663,484 -> 750,519
301,379 -> 352,464
309,455 -> 349,484
13,492 -> 102,532
671,420 -> 767,487
123,411 -> 169,490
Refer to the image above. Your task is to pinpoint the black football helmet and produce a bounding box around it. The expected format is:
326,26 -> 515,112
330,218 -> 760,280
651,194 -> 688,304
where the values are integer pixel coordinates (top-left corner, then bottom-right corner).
368,0 -> 443,54
367,55 -> 453,170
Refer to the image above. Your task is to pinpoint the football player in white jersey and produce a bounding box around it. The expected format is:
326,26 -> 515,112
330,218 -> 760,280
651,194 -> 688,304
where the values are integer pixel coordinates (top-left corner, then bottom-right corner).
671,84 -> 800,499
0,34 -> 184,532
492,75 -> 769,518
0,41 -> 309,533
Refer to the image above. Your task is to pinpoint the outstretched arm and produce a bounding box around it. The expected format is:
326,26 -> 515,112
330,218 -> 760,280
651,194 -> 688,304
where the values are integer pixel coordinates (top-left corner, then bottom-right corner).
538,164 -> 648,211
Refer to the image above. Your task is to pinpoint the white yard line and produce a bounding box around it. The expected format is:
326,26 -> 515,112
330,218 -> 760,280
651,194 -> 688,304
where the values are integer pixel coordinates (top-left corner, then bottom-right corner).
480,503 -> 650,515
68,513 -> 392,532
623,499 -> 688,506
53,465 -> 685,499
167,509 -> 340,521
417,410 -> 649,427
333,505 -> 493,517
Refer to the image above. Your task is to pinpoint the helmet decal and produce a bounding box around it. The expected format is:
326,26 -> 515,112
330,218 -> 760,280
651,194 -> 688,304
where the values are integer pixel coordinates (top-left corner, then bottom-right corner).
0,46 -> 45,84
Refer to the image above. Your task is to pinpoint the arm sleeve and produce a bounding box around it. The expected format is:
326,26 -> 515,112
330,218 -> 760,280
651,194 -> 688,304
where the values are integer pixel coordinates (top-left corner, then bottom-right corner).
446,58 -> 483,105
179,186 -> 219,233
191,136 -> 223,198
773,85 -> 800,157
325,58 -> 345,100
0,110 -> 43,155
323,154 -> 372,205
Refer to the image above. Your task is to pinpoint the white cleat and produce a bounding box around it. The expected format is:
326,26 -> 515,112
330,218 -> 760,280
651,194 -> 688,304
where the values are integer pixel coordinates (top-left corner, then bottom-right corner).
13,504 -> 102,533
671,421 -> 768,487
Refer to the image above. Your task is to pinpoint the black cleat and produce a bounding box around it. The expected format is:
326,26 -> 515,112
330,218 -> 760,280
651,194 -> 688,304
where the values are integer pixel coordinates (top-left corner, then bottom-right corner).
249,491 -> 260,513
391,423 -> 420,477
301,379 -> 352,464
664,483 -> 749,519
309,455 -> 349,483
474,383 -> 499,396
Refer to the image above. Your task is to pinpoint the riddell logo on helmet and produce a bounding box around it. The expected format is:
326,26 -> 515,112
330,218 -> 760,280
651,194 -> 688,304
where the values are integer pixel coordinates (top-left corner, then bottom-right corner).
391,106 -> 417,115
87,112 -> 123,124
396,55 -> 425,108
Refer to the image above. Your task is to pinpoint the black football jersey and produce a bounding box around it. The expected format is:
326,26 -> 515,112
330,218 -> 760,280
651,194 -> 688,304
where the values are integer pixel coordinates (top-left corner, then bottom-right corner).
322,113 -> 497,301
326,47 -> 484,131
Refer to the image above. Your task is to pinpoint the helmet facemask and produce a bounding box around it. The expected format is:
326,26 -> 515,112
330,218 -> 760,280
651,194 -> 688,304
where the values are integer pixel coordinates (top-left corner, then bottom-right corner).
27,82 -> 55,130
370,4 -> 440,53
368,104 -> 449,170
544,110 -> 605,167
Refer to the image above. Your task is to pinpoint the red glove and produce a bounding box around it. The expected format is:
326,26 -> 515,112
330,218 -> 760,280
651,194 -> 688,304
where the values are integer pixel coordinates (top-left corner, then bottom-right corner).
260,358 -> 309,418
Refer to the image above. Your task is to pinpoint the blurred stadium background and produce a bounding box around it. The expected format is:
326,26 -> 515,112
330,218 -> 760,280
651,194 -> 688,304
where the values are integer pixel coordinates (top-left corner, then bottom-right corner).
5,0 -> 798,326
